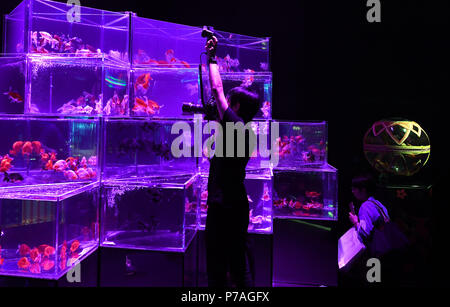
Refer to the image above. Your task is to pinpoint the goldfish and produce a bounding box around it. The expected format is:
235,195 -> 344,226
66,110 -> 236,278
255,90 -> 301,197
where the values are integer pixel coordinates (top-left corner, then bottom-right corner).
31,141 -> 42,154
37,244 -> 50,254
0,160 -> 12,173
30,248 -> 40,262
17,257 -> 31,269
80,156 -> 87,168
53,159 -> 68,171
41,259 -> 55,271
70,240 -> 80,253
9,141 -> 24,155
3,87 -> 24,103
241,69 -> 255,87
44,246 -> 55,257
66,157 -> 78,170
135,73 -> 152,93
76,167 -> 90,179
59,258 -> 66,270
273,198 -> 287,208
247,195 -> 253,203
260,101 -> 271,118
44,159 -> 53,171
86,167 -> 96,178
133,96 -> 161,115
306,191 -> 321,198
22,141 -> 33,155
49,152 -> 57,161
179,61 -> 191,68
18,243 -> 30,256
0,258 -> 4,266
201,190 -> 208,201
88,156 -> 97,166
64,170 -> 78,180
39,31 -> 57,48
261,183 -> 271,202
30,263 -> 41,274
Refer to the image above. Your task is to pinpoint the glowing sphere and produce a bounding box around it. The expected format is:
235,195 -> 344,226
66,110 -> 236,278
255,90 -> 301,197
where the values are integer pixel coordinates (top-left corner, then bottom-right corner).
363,120 -> 430,176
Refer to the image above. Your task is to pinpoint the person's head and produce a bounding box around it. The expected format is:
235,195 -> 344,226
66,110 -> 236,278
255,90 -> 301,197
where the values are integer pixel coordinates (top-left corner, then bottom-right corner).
226,87 -> 260,123
351,173 -> 376,202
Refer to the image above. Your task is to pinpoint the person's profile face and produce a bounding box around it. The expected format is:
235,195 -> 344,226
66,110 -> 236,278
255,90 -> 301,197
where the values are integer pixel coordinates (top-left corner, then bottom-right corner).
351,186 -> 365,201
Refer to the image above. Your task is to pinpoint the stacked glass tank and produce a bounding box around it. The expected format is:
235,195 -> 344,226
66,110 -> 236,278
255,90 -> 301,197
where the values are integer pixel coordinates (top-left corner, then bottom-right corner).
275,121 -> 328,168
0,181 -> 99,279
102,117 -> 197,181
101,174 -> 197,252
273,166 -> 338,220
0,55 -> 26,114
3,0 -> 130,57
0,115 -> 99,187
197,169 -> 273,234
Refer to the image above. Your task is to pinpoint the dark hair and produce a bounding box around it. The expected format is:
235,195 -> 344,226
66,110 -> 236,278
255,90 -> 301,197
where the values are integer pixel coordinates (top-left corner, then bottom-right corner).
226,87 -> 260,123
351,173 -> 376,195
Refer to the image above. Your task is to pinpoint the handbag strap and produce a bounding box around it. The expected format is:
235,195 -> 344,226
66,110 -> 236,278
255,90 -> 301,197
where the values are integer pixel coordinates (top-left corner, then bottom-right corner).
368,199 -> 390,223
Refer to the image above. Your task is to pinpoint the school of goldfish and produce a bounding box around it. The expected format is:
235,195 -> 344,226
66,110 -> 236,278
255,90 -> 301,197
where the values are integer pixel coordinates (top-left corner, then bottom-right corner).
1,140 -> 97,182
134,49 -> 191,68
273,191 -> 324,212
30,31 -> 102,56
57,91 -> 102,115
10,240 -> 81,273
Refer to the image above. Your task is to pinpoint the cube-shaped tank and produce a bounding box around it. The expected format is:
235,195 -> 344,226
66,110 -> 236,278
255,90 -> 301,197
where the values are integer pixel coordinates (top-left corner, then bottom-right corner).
3,0 -> 130,58
198,168 -> 273,234
132,15 -> 203,68
102,117 -> 196,181
273,165 -> 338,220
275,121 -> 328,168
0,115 -> 99,187
27,55 -> 129,115
101,174 -> 198,252
131,67 -> 198,118
213,29 -> 270,73
201,72 -> 272,120
0,55 -> 26,114
199,119 -> 274,173
0,181 -> 99,279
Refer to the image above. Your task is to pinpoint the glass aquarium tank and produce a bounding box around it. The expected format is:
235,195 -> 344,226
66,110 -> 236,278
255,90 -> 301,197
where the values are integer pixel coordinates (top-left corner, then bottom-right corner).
27,54 -> 129,115
131,67 -> 198,118
0,115 -> 99,187
101,174 -> 198,252
0,181 -> 99,279
198,119 -> 274,173
132,15 -> 203,68
102,117 -> 196,181
273,165 -> 338,220
201,71 -> 272,120
197,169 -> 273,234
0,55 -> 26,114
274,121 -> 328,168
3,0 -> 130,59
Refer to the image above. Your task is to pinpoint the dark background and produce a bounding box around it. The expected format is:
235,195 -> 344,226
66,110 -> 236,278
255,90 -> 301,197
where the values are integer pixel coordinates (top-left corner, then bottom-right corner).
1,0 -> 446,286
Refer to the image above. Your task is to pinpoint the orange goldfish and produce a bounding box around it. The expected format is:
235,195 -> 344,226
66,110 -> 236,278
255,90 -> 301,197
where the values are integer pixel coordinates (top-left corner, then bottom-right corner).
179,61 -> 190,68
44,159 -> 53,170
40,151 -> 49,162
3,88 -> 24,103
41,259 -> 54,271
17,257 -> 31,269
70,240 -> 80,253
0,160 -> 12,172
65,157 -> 78,170
49,152 -> 57,161
76,167 -> 90,179
9,141 -> 24,155
0,258 -> 4,266
31,141 -> 42,154
133,97 -> 161,115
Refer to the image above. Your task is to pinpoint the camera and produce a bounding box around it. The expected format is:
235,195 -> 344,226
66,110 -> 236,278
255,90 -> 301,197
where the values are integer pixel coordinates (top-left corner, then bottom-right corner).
182,96 -> 219,121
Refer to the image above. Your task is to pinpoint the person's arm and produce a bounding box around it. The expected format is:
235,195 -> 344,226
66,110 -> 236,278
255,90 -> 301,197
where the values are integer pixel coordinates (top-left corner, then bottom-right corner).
355,204 -> 375,242
205,36 -> 228,120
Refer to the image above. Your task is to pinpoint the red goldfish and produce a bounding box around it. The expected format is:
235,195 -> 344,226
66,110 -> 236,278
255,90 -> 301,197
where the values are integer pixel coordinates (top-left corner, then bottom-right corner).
0,159 -> 12,172
21,141 -> 33,155
44,159 -> 53,171
41,259 -> 55,271
9,141 -> 24,155
44,246 -> 55,257
31,141 -> 42,154
3,88 -> 24,103
306,191 -> 321,198
70,240 -> 80,253
30,263 -> 41,274
17,257 -> 31,269
76,167 -> 90,179
38,244 -> 50,254
179,61 -> 190,68
18,243 -> 30,256
30,248 -> 40,262
133,97 -> 161,115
